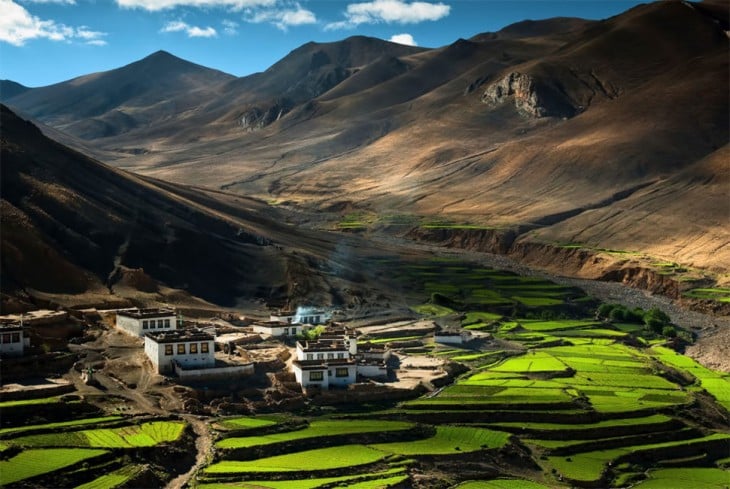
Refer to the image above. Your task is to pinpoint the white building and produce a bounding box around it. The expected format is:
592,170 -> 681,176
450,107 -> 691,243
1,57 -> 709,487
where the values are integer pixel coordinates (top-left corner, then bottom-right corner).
145,329 -> 215,374
116,308 -> 177,337
269,311 -> 296,323
292,359 -> 357,389
434,330 -> 472,345
252,321 -> 303,337
0,324 -> 29,357
293,306 -> 332,325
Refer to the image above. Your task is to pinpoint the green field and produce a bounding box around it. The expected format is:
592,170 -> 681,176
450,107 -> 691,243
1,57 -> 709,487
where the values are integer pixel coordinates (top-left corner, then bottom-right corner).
371,426 -> 510,455
0,448 -> 108,485
0,416 -> 123,437
216,416 -> 280,431
205,445 -> 388,473
217,420 -> 413,449
10,421 -> 186,448
74,465 -> 144,489
455,480 -> 552,489
198,468 -> 407,489
632,468 -> 730,488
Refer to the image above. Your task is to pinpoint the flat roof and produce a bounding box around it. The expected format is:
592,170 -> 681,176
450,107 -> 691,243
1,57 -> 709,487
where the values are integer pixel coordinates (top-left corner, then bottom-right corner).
293,359 -> 356,370
118,308 -> 176,319
146,328 -> 213,343
0,324 -> 23,331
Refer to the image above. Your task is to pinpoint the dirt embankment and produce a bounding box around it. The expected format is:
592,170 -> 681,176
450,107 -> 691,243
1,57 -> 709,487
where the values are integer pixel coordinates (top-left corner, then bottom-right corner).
406,227 -> 726,311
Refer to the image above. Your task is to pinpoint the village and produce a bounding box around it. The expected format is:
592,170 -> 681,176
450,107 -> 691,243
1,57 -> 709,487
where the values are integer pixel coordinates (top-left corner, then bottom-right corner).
0,304 -> 483,412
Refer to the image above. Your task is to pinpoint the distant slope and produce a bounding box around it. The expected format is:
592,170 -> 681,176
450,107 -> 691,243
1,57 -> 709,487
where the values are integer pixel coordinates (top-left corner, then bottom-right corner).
3,51 -> 235,140
0,80 -> 30,101
0,105 -> 377,309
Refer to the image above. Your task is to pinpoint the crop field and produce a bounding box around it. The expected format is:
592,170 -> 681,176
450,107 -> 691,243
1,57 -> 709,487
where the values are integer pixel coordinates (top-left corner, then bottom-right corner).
0,416 -> 122,437
455,480 -> 552,489
489,352 -> 569,373
216,416 -> 281,431
0,448 -> 108,485
204,445 -> 389,473
371,426 -> 510,455
198,468 -> 408,488
682,287 -> 730,303
74,465 -> 144,489
9,421 -> 186,448
631,468 -> 730,488
217,420 -> 413,449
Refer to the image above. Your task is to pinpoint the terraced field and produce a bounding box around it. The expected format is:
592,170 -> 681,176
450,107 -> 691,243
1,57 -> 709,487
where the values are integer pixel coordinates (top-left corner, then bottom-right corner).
2,257 -> 728,488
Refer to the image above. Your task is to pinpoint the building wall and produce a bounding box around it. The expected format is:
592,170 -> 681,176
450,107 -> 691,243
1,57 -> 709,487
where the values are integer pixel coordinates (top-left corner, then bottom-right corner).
0,330 -> 24,356
145,337 -> 215,374
357,363 -> 388,379
116,314 -> 176,337
296,345 -> 349,361
174,362 -> 253,380
434,334 -> 464,345
253,324 -> 301,337
327,365 -> 357,387
294,365 -> 330,389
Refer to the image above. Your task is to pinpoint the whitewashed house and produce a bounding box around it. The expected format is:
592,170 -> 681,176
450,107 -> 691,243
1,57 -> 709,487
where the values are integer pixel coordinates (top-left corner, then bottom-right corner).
293,306 -> 332,325
116,308 -> 176,337
252,321 -> 303,337
291,326 -> 389,390
0,324 -> 29,357
145,329 -> 215,374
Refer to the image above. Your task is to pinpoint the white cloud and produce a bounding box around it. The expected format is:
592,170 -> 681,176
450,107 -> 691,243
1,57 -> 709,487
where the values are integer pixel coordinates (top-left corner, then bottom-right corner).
389,33 -> 416,46
86,39 -> 108,46
326,0 -> 450,30
162,20 -> 217,37
20,0 -> 76,4
117,0 -> 274,11
0,0 -> 107,46
246,3 -> 316,31
222,19 -> 238,35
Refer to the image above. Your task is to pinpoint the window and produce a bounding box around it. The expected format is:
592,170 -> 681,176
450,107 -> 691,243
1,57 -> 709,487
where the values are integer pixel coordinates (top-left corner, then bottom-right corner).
309,371 -> 323,381
315,316 -> 321,324
165,345 -> 173,356
12,333 -> 20,343
177,344 -> 186,354
1,334 -> 10,344
306,354 -> 313,360
164,319 -> 170,328
337,353 -> 344,359
189,343 -> 198,354
158,320 -> 164,328
142,320 -> 148,330
201,342 -> 209,353
327,353 -> 334,359
336,368 -> 349,378
284,328 -> 289,335
317,353 -> 324,360
150,321 -> 156,329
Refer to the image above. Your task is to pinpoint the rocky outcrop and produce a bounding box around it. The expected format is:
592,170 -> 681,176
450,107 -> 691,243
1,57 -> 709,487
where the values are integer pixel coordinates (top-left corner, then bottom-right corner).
238,99 -> 293,130
482,71 -> 582,118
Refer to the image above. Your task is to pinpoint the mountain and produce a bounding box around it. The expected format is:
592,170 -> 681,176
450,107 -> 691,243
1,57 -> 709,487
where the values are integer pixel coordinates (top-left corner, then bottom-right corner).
0,105 -> 382,311
0,80 -> 30,101
4,1 -> 729,283
3,51 -> 235,140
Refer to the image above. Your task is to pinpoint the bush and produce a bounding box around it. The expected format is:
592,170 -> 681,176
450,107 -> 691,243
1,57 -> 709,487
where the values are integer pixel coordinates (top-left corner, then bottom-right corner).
644,308 -> 671,333
662,326 -> 677,338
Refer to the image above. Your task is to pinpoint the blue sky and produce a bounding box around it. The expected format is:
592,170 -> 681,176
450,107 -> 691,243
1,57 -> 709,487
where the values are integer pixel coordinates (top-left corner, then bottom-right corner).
1,0 -> 645,87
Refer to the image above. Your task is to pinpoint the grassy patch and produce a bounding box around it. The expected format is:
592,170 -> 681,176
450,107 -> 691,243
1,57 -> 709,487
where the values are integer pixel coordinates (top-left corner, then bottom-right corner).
632,468 -> 730,488
455,480 -> 552,488
0,448 -> 108,485
371,426 -> 509,455
682,288 -> 730,303
0,397 -> 61,408
216,416 -> 280,431
0,417 -> 123,437
217,420 -> 413,449
410,304 -> 454,317
11,421 -> 186,448
204,445 -> 387,473
74,465 -> 144,489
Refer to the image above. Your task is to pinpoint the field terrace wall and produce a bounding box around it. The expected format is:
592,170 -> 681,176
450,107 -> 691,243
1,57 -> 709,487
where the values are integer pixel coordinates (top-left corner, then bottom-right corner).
173,360 -> 253,380
116,308 -> 177,337
144,328 -> 215,374
0,324 -> 29,357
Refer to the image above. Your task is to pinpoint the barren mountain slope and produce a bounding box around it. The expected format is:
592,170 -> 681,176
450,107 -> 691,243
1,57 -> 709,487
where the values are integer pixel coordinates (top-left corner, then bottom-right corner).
0,106 -> 396,310
3,51 -> 235,140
